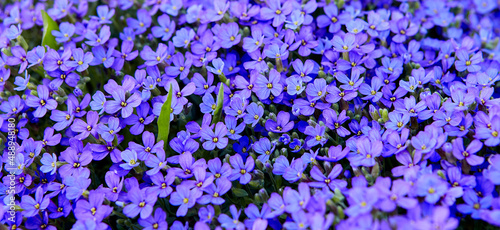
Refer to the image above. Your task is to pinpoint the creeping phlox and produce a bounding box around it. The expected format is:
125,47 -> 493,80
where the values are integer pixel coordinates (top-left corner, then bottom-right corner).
1,0 -> 500,229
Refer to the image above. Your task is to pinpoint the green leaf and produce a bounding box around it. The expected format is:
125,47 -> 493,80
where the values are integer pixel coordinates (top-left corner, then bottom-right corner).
232,188 -> 249,197
212,84 -> 225,124
41,10 -> 59,50
157,85 -> 173,149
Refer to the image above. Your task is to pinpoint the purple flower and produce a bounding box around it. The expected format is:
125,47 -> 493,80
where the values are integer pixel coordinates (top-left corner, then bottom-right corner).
289,26 -> 318,56
26,85 -> 57,118
43,48 -> 72,72
170,184 -> 202,217
348,137 -> 383,167
71,111 -> 99,140
138,208 -> 169,230
265,111 -> 294,133
452,138 -> 484,166
243,102 -> 264,127
218,22 -> 241,48
140,43 -> 168,66
92,5 -> 115,24
112,40 -> 139,71
260,0 -> 293,27
304,125 -> 327,147
206,0 -> 229,21
97,117 -> 122,142
390,18 -> 419,43
200,122 -> 228,151
253,137 -> 275,163
374,178 -> 417,212
165,53 -> 192,80
254,69 -> 283,100
6,46 -> 28,73
85,25 -> 111,46
105,88 -> 141,118
172,28 -> 195,48
198,177 -> 231,205
228,154 -> 254,185
126,9 -> 151,34
309,164 -> 347,191
322,109 -> 350,137
416,174 -> 448,204
243,29 -> 264,53
21,187 -> 50,217
455,49 -> 482,72
67,48 -> 93,72
147,170 -> 175,198
317,145 -> 350,162
26,46 -> 46,68
74,191 -> 113,222
103,171 -> 123,201
457,189 -> 492,219
89,46 -> 115,68
59,142 -> 92,177
152,14 -> 176,41
120,149 -> 140,170
52,22 -> 75,43
345,187 -> 378,217
475,115 -> 500,147
264,43 -> 289,60
332,33 -> 356,52
283,158 -> 307,183
317,4 -> 350,33
124,187 -> 157,219
218,205 -> 244,229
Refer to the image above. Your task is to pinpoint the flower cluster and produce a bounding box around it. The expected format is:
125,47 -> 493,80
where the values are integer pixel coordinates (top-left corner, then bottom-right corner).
1,0 -> 500,229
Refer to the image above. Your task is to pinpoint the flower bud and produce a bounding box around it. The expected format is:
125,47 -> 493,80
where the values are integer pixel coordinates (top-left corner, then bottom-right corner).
332,103 -> 339,112
254,193 -> 262,203
437,170 -> 446,180
248,179 -> 263,189
337,206 -> 345,219
259,188 -> 269,201
267,62 -> 274,70
307,119 -> 318,127
255,159 -> 264,171
380,108 -> 389,122
318,70 -> 326,79
369,105 -> 380,120
279,148 -> 288,158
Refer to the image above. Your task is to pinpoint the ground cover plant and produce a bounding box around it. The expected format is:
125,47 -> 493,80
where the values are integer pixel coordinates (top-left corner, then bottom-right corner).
1,0 -> 500,229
